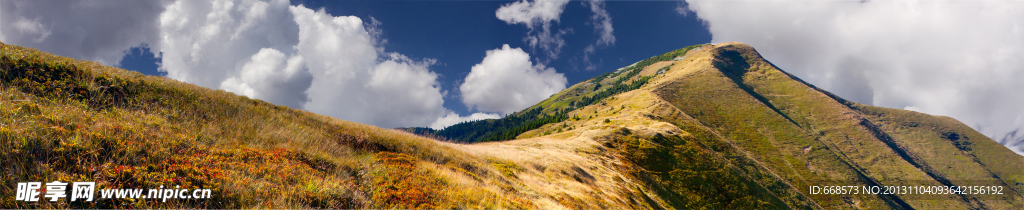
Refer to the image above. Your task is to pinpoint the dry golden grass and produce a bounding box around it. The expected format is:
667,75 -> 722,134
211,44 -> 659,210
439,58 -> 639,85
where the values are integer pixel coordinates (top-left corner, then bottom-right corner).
0,42 -> 525,208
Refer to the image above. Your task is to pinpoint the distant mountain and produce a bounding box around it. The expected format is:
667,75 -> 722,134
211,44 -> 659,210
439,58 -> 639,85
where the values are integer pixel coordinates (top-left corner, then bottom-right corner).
2,41 -> 1021,209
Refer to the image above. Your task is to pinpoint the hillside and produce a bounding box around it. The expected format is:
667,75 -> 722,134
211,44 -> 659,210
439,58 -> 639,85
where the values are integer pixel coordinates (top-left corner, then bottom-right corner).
2,41 -> 1022,209
0,42 -> 536,208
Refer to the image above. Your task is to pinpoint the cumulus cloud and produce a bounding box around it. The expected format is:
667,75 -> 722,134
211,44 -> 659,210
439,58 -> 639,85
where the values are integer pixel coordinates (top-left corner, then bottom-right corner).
496,0 -> 572,61
157,0 -> 299,88
154,0 -> 451,128
429,112 -> 501,130
686,0 -> 1024,154
220,48 -> 312,108
0,0 -> 165,65
287,6 -> 448,128
460,44 -> 567,115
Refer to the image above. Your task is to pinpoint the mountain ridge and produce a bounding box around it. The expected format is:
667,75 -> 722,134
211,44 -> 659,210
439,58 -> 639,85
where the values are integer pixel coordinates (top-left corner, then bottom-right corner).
428,41 -> 1023,209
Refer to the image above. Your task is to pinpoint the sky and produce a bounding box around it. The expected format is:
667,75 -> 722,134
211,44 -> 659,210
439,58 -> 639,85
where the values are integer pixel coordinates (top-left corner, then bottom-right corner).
1,0 -> 1022,155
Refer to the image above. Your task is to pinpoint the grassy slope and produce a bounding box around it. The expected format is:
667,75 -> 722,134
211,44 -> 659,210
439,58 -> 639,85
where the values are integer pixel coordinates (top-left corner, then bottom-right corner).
3,41 -> 1021,209
0,42 -> 540,208
648,43 -> 1024,209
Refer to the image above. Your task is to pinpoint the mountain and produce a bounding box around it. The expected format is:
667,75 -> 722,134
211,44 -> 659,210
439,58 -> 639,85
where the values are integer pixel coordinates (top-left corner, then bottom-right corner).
2,41 -> 1022,209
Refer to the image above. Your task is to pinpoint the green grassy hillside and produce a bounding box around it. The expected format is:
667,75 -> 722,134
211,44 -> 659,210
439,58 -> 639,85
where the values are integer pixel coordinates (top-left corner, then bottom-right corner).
422,45 -> 700,143
3,41 -> 1021,209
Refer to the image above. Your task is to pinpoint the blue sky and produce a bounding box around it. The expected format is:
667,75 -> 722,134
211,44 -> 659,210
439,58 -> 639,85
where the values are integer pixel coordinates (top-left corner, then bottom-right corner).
3,0 -> 1023,154
115,0 -> 710,118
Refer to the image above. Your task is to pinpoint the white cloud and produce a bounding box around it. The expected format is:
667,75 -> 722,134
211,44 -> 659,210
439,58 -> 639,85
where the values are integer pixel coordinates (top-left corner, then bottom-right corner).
495,0 -> 568,25
496,0 -> 572,61
155,0 -> 449,128
289,5 -> 447,128
687,0 -> 1024,155
675,0 -> 691,16
12,17 -> 51,43
157,0 -> 298,88
460,44 -> 567,115
0,0 -> 165,65
429,112 -> 501,130
585,0 -> 614,47
495,0 -> 615,70
220,48 -> 312,108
